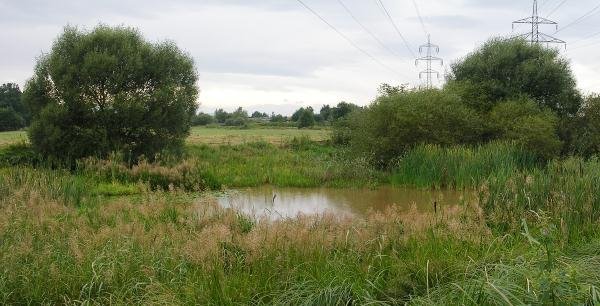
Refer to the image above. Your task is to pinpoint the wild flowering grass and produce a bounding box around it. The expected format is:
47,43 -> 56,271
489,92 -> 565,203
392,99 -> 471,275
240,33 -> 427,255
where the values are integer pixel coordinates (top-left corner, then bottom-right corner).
481,156 -> 600,242
0,167 -> 498,305
3,142 -> 600,304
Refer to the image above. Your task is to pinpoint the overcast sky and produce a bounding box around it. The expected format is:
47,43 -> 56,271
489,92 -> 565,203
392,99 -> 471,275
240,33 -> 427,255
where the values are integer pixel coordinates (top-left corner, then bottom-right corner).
1,0 -> 599,114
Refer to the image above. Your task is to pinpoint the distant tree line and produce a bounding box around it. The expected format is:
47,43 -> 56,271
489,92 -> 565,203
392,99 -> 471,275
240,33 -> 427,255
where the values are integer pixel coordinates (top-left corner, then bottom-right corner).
192,101 -> 360,129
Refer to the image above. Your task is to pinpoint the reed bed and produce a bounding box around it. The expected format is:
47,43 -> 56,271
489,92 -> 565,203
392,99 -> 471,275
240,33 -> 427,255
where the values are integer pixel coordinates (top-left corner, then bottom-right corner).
392,142 -> 539,189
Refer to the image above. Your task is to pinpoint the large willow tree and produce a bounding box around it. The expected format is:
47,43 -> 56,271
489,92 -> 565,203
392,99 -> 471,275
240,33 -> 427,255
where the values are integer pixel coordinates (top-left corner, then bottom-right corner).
23,25 -> 198,161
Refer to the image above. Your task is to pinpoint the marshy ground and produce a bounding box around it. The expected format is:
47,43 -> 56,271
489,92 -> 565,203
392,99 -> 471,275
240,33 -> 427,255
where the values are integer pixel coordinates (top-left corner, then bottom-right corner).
1,127 -> 600,305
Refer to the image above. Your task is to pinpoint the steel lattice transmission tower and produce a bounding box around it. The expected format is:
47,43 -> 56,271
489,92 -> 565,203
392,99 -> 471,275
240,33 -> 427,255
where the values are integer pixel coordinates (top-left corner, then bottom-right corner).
415,35 -> 443,89
512,0 -> 565,46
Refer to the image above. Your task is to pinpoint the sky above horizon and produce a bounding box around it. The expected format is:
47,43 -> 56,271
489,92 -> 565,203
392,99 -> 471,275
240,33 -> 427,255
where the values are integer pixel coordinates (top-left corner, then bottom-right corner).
1,0 -> 600,115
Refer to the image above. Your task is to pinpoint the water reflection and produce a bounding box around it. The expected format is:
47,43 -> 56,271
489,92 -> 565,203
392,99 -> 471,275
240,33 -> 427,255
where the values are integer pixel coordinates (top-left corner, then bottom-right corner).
217,186 -> 472,220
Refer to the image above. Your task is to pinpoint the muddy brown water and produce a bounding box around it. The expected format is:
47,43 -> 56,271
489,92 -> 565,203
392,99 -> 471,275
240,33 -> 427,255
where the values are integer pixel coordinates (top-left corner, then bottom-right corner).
217,186 -> 473,220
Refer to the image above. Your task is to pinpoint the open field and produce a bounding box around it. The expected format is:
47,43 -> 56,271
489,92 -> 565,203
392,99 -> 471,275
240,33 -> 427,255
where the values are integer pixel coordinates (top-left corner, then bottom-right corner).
186,126 -> 330,146
0,130 -> 26,147
0,127 -> 330,148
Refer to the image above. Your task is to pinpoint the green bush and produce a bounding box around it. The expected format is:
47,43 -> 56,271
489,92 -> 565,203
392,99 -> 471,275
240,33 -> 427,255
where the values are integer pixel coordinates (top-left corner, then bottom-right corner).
0,144 -> 41,167
23,25 -> 198,162
344,89 -> 484,167
570,95 -> 600,156
0,107 -> 25,131
489,98 -> 562,159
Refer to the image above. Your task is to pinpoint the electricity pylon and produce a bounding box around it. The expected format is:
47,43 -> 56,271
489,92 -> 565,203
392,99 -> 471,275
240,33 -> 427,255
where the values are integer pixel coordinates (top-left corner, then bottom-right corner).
512,0 -> 565,46
415,35 -> 443,89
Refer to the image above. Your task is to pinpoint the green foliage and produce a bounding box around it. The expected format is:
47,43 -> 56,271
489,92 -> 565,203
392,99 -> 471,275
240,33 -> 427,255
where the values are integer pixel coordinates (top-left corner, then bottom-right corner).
193,112 -> 214,126
185,142 -> 383,188
0,83 -> 29,124
447,38 -> 582,117
392,142 -> 538,189
570,95 -> 600,156
489,98 -> 562,159
0,143 -> 41,167
298,108 -> 315,129
0,107 -> 25,132
23,25 -> 198,161
319,102 -> 361,123
346,89 -> 484,167
270,114 -> 287,123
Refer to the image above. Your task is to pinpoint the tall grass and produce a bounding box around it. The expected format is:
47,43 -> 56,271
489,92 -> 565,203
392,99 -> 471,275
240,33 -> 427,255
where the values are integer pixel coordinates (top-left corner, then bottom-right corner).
187,141 -> 384,188
0,167 -> 500,305
482,156 -> 600,242
391,142 -> 539,189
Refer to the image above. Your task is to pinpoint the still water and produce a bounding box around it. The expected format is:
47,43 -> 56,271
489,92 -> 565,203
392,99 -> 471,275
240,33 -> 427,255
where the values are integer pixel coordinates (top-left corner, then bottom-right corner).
217,186 -> 472,220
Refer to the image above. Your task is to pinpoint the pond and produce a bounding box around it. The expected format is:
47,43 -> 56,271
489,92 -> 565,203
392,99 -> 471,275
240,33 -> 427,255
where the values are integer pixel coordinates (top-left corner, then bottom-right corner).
217,186 -> 473,220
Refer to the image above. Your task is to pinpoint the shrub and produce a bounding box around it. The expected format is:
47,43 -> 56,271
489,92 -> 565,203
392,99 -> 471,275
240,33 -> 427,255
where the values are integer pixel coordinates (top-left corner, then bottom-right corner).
0,107 -> 25,131
0,144 -> 41,167
489,98 -> 562,159
344,89 -> 484,167
23,25 -> 198,161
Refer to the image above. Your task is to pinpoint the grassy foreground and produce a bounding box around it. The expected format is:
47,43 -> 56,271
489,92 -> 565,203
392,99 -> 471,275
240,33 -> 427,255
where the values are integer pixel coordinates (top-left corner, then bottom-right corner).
2,128 -> 600,304
1,166 -> 600,304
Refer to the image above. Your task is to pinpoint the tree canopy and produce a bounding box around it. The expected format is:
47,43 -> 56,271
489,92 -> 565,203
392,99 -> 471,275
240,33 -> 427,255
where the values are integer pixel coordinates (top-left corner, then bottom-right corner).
447,38 -> 582,117
23,25 -> 198,160
0,83 -> 28,131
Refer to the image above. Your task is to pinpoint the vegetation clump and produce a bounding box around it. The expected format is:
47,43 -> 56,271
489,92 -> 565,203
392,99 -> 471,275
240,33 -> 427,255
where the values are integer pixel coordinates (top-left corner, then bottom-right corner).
23,25 -> 198,161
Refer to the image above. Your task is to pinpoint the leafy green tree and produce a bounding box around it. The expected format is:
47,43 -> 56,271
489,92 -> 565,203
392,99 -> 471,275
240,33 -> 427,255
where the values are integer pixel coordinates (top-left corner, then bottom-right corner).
331,102 -> 360,121
377,83 -> 408,98
291,107 -> 305,122
23,25 -> 198,161
344,89 -> 484,167
298,107 -> 315,129
570,95 -> 600,156
320,105 -> 331,121
0,83 -> 29,124
447,38 -> 582,117
0,107 -> 25,131
489,98 -> 562,159
214,109 -> 230,123
251,111 -> 268,118
193,112 -> 214,126
270,114 -> 286,123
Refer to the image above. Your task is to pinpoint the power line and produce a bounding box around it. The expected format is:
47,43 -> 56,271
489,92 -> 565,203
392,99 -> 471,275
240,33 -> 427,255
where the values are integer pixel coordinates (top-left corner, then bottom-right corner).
295,0 -> 408,80
555,3 -> 600,34
571,29 -> 600,45
335,0 -> 405,60
411,0 -> 428,36
546,0 -> 568,17
512,0 -> 565,46
415,35 -> 443,89
375,0 -> 417,58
